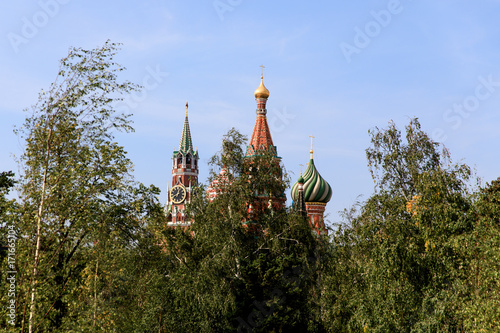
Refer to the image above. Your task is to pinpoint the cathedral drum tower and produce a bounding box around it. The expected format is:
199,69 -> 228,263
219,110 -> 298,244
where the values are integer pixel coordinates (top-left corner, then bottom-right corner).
166,102 -> 199,227
244,67 -> 286,212
207,67 -> 285,222
291,138 -> 332,235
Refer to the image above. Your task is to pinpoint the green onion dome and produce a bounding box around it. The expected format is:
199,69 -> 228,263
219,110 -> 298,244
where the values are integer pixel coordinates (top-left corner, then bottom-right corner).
296,175 -> 305,188
291,154 -> 332,203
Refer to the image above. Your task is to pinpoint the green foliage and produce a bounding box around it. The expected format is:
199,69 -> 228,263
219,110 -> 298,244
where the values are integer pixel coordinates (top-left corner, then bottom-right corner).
461,178 -> 500,331
0,171 -> 15,191
139,129 -> 327,332
9,40 -> 145,332
0,171 -> 16,228
3,41 -> 500,332
0,170 -> 15,225
322,118 -> 475,332
208,127 -> 247,179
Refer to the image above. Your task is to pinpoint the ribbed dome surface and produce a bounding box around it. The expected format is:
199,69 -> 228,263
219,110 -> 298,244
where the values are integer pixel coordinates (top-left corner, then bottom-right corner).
291,159 -> 332,203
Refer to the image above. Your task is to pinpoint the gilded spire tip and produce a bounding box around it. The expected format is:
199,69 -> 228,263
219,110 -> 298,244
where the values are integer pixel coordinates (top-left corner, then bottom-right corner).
309,135 -> 315,159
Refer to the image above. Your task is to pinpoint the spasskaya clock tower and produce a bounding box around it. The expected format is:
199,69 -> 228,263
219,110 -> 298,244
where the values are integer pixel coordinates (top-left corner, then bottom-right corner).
166,102 -> 199,227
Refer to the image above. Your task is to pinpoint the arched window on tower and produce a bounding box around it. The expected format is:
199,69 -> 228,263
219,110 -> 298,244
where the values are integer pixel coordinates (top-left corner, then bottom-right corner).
177,153 -> 182,168
194,158 -> 197,168
186,154 -> 192,168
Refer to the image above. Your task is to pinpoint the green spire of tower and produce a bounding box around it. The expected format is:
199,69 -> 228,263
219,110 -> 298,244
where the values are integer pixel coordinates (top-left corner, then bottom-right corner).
179,102 -> 193,155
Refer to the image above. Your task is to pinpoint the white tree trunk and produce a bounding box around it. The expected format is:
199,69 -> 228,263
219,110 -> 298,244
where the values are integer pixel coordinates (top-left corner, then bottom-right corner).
28,128 -> 52,333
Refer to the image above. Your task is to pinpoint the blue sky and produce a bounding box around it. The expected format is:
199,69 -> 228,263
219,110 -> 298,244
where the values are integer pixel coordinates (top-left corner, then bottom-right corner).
1,1 -> 500,226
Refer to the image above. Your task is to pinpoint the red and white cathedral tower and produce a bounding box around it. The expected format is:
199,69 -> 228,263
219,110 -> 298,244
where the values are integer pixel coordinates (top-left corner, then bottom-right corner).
208,68 -> 286,213
166,102 -> 199,227
245,69 -> 286,211
245,69 -> 277,158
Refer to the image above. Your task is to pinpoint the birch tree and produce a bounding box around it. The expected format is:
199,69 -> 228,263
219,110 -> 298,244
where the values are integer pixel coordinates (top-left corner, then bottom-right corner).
14,40 -> 140,332
321,119 -> 474,332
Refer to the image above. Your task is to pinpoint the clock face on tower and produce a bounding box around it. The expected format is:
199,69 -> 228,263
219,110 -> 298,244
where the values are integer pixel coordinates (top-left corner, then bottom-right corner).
170,185 -> 187,204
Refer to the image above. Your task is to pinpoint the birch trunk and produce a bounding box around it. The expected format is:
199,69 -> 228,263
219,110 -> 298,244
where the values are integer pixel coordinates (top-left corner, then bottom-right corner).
28,127 -> 52,333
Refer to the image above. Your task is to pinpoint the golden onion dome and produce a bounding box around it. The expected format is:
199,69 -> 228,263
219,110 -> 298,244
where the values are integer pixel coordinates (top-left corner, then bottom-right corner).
254,76 -> 270,99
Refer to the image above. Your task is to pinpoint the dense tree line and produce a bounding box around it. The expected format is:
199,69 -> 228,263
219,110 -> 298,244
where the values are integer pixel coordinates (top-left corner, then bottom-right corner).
1,42 -> 499,332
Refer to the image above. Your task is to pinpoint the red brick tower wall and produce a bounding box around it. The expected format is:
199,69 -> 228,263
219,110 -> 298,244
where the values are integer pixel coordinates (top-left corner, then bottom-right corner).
305,202 -> 327,235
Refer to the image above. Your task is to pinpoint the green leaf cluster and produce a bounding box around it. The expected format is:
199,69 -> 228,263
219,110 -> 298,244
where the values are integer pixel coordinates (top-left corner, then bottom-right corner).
131,129 -> 328,332
2,40 -> 500,332
320,119 -> 500,332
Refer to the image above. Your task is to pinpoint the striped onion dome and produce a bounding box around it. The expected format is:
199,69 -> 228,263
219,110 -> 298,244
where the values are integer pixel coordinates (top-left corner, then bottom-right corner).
291,154 -> 332,203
